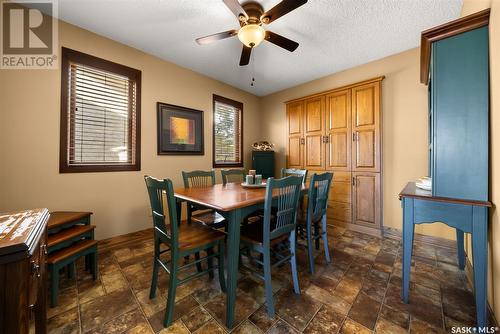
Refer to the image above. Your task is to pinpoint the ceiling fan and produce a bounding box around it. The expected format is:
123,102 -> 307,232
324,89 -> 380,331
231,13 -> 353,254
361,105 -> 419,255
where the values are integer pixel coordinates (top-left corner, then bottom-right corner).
195,0 -> 308,66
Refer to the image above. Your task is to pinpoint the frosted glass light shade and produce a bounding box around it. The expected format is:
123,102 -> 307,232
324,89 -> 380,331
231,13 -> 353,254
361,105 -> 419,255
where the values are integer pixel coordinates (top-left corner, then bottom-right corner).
238,24 -> 265,48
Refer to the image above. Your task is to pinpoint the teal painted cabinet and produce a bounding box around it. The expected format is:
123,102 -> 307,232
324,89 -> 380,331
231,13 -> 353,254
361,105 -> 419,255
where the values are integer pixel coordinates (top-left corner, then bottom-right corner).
401,9 -> 491,329
252,151 -> 275,178
430,26 -> 489,201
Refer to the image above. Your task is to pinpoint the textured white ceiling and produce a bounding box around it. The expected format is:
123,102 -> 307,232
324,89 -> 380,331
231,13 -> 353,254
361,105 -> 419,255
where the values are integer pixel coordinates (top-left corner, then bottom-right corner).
57,0 -> 463,96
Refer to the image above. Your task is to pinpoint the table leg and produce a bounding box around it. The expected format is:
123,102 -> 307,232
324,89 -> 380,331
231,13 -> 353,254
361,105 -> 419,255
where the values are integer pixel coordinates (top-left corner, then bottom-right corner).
226,209 -> 241,329
456,229 -> 465,270
402,198 -> 414,304
472,206 -> 488,328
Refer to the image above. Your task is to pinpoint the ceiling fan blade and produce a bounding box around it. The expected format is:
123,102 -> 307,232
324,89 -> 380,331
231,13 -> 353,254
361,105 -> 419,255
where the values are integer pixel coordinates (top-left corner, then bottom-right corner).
261,0 -> 307,24
195,30 -> 238,45
239,46 -> 252,66
265,31 -> 299,52
222,0 -> 248,21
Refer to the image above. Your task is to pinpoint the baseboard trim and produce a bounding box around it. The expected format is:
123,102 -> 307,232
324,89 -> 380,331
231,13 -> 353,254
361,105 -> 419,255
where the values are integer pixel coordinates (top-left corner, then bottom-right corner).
328,220 -> 382,238
382,226 -> 457,249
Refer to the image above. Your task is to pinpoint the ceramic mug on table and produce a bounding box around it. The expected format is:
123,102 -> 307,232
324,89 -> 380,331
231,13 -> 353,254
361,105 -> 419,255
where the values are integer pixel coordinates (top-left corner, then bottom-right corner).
255,175 -> 262,184
245,175 -> 254,185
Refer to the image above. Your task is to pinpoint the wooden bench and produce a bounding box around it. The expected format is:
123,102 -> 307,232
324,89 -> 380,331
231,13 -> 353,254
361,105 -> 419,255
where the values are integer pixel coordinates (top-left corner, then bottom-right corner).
47,211 -> 97,307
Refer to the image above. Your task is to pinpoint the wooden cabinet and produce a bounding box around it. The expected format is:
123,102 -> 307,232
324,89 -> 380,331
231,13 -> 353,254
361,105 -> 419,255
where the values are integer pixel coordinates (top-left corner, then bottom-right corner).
285,77 -> 383,234
286,101 -> 304,169
0,209 -> 49,334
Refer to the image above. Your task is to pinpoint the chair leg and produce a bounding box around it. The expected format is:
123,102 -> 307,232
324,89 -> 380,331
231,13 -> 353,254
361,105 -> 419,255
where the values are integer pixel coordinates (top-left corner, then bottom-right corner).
50,265 -> 59,307
321,215 -> 331,264
194,252 -> 203,273
314,223 -> 320,250
306,223 -> 315,274
263,249 -> 275,317
218,242 -> 226,293
207,247 -> 214,279
290,231 -> 301,295
150,238 -> 160,299
164,254 -> 178,327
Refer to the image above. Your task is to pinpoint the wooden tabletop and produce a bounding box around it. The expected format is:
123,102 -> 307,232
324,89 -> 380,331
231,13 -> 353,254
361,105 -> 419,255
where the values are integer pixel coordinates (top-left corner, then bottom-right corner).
399,182 -> 492,207
174,182 -> 307,212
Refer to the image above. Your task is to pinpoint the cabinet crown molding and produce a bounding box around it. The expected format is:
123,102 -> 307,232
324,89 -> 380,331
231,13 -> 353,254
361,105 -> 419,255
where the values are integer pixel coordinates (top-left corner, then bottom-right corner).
420,8 -> 490,85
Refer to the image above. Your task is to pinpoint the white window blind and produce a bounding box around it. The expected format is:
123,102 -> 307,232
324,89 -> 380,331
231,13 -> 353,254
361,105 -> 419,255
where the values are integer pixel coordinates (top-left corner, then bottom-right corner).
214,99 -> 242,166
67,63 -> 137,166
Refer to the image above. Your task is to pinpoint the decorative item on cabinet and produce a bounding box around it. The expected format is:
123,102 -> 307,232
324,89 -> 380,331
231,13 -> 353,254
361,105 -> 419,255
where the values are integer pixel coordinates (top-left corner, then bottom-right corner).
252,150 -> 275,179
0,208 -> 49,334
285,76 -> 384,235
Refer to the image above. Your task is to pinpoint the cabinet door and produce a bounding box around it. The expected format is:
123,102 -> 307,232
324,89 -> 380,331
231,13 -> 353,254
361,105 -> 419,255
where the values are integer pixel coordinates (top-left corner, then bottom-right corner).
352,172 -> 380,228
327,171 -> 352,225
326,89 -> 351,171
286,101 -> 304,169
352,82 -> 380,172
304,96 -> 325,170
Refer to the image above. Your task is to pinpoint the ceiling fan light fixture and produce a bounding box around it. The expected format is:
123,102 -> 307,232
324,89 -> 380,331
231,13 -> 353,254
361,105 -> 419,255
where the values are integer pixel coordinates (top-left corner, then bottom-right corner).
237,24 -> 265,48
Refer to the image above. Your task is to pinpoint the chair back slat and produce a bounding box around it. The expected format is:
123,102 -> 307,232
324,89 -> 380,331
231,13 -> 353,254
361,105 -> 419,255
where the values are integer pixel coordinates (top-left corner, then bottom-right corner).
182,170 -> 216,188
307,172 -> 334,224
281,168 -> 308,183
263,176 -> 303,242
221,169 -> 246,185
144,176 -> 178,247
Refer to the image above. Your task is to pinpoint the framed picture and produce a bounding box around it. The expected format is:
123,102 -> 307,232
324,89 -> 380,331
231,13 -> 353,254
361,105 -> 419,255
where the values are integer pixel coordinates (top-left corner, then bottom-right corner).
157,102 -> 204,155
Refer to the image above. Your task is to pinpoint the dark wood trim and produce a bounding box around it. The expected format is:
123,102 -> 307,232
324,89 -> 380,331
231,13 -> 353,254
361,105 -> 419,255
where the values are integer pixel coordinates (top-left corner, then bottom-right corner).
212,94 -> 244,168
399,182 -> 493,207
59,47 -> 142,173
284,76 -> 385,104
156,102 -> 205,155
420,9 -> 490,84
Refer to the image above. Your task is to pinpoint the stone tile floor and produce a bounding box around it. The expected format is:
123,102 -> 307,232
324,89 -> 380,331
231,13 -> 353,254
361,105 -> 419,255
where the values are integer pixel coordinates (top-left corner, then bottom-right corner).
45,226 -> 482,334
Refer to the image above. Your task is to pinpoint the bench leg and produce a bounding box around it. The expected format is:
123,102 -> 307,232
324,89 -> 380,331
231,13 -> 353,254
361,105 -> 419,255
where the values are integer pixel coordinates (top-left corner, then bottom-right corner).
91,250 -> 98,280
50,265 -> 59,307
67,263 -> 75,279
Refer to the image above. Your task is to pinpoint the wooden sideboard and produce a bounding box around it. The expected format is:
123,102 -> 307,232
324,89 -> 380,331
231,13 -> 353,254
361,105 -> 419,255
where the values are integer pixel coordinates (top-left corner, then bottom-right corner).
285,76 -> 384,235
0,208 -> 49,334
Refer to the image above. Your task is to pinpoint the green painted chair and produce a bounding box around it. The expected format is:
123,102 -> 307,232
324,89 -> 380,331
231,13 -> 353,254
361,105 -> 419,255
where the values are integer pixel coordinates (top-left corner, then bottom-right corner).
182,170 -> 225,228
297,172 -> 333,274
144,176 -> 226,327
281,168 -> 308,183
239,175 -> 303,317
221,169 -> 246,185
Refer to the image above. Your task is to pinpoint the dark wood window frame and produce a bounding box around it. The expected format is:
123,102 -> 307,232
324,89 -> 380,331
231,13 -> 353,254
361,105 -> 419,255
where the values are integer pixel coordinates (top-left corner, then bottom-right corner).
212,94 -> 243,168
59,47 -> 141,173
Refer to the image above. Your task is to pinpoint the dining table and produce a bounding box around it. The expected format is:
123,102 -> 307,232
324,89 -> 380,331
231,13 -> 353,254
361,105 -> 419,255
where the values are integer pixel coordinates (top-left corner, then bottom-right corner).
174,181 -> 307,329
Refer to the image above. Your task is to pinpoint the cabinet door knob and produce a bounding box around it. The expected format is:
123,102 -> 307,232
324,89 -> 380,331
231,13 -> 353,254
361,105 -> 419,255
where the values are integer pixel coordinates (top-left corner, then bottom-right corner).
31,262 -> 41,278
300,138 -> 305,145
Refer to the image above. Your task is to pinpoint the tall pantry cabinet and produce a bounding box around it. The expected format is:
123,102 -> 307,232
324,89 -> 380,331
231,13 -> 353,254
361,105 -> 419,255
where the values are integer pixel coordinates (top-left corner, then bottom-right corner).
286,77 -> 383,234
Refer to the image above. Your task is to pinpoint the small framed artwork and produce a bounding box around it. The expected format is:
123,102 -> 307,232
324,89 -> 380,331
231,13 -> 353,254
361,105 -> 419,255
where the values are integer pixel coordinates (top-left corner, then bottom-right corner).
157,102 -> 204,155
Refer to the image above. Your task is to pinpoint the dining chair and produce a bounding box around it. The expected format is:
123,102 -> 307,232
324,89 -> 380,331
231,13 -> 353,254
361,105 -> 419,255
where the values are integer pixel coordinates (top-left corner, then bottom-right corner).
221,169 -> 246,185
144,176 -> 226,327
182,170 -> 225,228
296,172 -> 333,274
239,175 -> 303,317
281,168 -> 308,183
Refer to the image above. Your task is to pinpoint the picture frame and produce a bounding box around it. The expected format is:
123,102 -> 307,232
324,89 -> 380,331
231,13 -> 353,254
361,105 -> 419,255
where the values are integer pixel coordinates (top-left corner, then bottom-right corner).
157,102 -> 204,155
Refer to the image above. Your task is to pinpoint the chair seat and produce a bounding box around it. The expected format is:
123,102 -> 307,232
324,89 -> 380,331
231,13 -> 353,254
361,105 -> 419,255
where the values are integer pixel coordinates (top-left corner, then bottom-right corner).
240,220 -> 288,246
177,220 -> 225,251
191,210 -> 226,227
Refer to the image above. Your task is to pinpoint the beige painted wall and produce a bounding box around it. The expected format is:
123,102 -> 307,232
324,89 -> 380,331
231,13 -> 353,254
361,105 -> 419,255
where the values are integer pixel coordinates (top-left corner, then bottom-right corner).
259,47 -> 455,239
0,20 -> 261,239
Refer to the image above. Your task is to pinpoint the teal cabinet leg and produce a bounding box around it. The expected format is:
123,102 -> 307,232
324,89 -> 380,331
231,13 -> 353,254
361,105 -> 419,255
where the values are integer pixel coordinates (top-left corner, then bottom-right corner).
226,209 -> 241,329
456,229 -> 465,270
402,198 -> 414,304
472,206 -> 488,328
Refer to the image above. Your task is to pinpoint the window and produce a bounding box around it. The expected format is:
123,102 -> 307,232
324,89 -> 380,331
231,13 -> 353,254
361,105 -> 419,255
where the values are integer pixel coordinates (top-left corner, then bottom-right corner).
60,48 -> 141,173
213,95 -> 243,168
